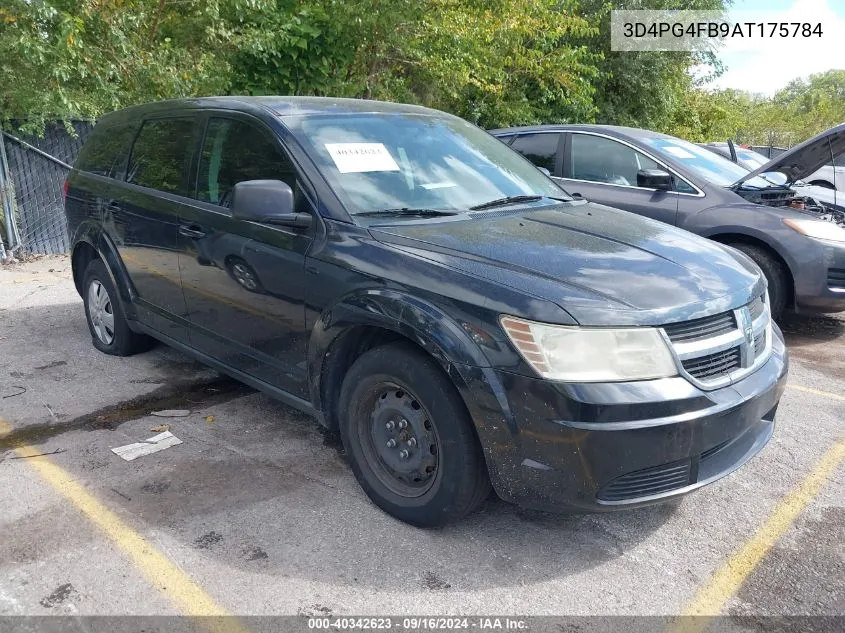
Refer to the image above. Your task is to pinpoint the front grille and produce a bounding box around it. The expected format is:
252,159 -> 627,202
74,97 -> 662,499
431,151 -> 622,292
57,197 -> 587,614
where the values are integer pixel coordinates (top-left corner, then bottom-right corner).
748,294 -> 765,321
682,347 -> 742,380
828,268 -> 845,289
662,292 -> 771,388
753,330 -> 766,357
598,460 -> 692,502
663,311 -> 735,343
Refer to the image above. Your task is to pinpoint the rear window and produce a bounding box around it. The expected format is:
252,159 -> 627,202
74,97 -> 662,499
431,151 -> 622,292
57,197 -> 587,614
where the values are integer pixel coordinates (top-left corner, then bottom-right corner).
75,124 -> 137,178
127,118 -> 195,195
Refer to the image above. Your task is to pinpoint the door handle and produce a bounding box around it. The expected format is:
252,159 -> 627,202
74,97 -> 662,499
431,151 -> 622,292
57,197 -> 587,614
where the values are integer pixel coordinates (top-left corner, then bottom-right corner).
179,225 -> 206,239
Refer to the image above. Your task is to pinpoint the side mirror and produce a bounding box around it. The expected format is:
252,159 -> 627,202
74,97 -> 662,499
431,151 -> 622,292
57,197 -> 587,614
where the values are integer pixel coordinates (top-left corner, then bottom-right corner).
637,169 -> 674,191
230,180 -> 312,228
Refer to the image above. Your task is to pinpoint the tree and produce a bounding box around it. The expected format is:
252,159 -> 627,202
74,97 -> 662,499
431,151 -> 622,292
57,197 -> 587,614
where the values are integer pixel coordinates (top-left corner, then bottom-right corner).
579,0 -> 727,133
0,0 -> 232,133
676,70 -> 845,147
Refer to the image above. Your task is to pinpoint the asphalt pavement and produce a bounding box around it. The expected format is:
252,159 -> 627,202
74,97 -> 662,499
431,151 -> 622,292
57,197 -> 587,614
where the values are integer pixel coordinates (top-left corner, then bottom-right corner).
0,255 -> 842,626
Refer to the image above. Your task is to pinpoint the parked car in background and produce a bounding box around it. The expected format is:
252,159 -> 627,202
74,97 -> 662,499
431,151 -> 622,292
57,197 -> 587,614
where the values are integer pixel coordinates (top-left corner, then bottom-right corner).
698,141 -> 770,171
750,146 -> 787,159
492,123 -> 845,318
66,97 -> 787,526
699,141 -> 842,209
804,157 -> 845,192
748,144 -> 845,191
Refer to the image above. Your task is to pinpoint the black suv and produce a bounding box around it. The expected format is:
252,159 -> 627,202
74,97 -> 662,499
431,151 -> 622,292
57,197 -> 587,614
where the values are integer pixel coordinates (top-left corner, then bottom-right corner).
66,97 -> 788,526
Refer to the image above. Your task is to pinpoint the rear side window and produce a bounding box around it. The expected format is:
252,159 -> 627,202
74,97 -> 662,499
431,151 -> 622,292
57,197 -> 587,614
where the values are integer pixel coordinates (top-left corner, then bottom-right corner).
75,124 -> 136,178
196,118 -> 295,207
509,133 -> 560,173
127,118 -> 195,195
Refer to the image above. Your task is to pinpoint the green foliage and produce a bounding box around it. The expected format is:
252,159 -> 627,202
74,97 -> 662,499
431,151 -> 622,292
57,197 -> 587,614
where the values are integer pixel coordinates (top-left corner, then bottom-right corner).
676,70 -> 845,147
9,0 -> 839,149
580,0 -> 726,133
0,0 -> 232,134
412,0 -> 600,126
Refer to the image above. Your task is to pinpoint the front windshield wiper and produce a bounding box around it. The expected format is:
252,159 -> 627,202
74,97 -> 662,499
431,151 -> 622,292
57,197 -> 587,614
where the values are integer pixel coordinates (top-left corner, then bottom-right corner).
468,195 -> 570,211
355,208 -> 459,218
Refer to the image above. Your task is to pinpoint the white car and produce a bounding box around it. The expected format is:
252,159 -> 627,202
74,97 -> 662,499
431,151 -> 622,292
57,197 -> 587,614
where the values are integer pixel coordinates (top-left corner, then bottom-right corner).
805,159 -> 845,192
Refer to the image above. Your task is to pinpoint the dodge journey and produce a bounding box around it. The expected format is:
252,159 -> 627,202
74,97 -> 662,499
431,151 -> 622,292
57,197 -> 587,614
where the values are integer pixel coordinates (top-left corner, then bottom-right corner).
66,97 -> 788,526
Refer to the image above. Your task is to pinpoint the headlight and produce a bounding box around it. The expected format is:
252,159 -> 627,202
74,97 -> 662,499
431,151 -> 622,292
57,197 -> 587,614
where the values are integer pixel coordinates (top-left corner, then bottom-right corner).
500,316 -> 678,382
783,218 -> 845,243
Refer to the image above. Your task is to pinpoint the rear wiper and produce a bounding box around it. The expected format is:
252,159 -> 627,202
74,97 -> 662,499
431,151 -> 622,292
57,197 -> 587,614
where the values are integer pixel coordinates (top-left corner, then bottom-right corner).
469,194 -> 570,211
355,208 -> 458,218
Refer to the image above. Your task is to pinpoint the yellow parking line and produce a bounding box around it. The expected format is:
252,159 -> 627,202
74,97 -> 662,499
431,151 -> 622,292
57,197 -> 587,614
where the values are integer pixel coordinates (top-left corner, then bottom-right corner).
787,384 -> 845,402
0,418 -> 245,632
673,437 -> 845,632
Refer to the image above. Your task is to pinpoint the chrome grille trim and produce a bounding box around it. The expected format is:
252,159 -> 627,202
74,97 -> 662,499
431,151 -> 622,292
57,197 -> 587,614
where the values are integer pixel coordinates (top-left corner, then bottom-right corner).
663,312 -> 736,343
660,292 -> 772,390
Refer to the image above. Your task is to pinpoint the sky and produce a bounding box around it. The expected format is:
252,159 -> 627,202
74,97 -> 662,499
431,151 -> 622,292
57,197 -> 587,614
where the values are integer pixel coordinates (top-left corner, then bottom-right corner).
708,0 -> 845,94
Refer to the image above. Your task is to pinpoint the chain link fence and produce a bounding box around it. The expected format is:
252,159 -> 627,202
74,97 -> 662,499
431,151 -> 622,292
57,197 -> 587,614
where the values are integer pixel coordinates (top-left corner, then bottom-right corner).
1,121 -> 93,255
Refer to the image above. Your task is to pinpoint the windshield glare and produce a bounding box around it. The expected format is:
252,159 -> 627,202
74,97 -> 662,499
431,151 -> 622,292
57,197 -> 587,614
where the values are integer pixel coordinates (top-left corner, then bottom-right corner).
285,113 -> 565,215
644,137 -> 771,188
736,149 -> 769,169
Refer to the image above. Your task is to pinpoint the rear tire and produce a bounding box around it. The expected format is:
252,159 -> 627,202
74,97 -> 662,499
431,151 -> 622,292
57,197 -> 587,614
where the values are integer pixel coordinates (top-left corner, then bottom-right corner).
82,259 -> 154,356
338,342 -> 490,527
728,243 -> 789,320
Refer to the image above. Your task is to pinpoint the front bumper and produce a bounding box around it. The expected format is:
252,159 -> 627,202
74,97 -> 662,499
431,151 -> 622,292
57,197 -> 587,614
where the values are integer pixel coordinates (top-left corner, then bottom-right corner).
793,237 -> 845,314
476,324 -> 788,512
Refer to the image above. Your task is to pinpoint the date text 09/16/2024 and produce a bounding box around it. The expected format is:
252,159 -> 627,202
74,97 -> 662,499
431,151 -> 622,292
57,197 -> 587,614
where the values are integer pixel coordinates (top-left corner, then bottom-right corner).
307,618 -> 528,630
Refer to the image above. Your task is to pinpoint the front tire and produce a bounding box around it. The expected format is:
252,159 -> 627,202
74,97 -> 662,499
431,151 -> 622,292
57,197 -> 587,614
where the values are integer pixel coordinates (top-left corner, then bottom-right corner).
338,342 -> 490,527
82,259 -> 154,356
728,243 -> 789,320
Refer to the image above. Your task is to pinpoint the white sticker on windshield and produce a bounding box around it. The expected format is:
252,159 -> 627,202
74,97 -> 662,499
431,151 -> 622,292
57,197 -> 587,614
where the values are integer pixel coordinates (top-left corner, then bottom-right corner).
662,145 -> 696,159
325,143 -> 400,173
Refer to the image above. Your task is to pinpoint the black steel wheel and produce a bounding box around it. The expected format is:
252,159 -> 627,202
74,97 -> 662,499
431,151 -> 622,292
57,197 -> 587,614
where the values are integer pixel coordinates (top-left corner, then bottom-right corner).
339,342 -> 490,526
358,383 -> 441,497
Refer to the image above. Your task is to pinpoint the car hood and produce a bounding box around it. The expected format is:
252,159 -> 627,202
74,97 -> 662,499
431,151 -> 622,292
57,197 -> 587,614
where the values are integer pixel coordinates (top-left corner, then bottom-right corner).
368,202 -> 764,326
732,123 -> 845,188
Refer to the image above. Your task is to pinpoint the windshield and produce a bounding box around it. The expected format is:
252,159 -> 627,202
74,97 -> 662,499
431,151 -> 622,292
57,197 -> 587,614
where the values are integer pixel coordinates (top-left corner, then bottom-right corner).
643,137 -> 771,188
285,113 -> 566,215
736,148 -> 769,170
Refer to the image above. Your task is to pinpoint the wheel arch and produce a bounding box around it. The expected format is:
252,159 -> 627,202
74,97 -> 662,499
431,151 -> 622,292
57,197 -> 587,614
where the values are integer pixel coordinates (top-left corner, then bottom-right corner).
309,290 -> 492,428
70,230 -> 137,309
707,231 -> 795,307
808,179 -> 836,189
307,294 -> 522,502
71,239 -> 100,297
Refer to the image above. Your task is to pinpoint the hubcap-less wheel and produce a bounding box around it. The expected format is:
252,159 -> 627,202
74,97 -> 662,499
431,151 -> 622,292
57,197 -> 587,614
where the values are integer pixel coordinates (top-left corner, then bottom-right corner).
231,262 -> 258,291
87,280 -> 115,345
361,384 -> 440,498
